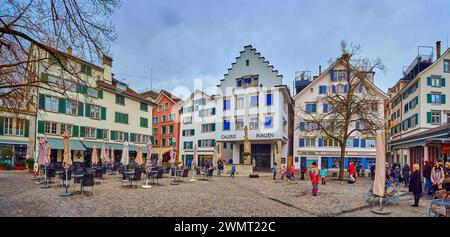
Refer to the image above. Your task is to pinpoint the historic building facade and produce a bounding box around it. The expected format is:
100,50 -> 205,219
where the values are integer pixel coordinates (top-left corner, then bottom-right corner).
293,54 -> 388,173
214,45 -> 294,174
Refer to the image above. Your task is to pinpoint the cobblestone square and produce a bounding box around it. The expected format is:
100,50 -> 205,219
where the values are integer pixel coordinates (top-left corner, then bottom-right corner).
0,171 -> 431,217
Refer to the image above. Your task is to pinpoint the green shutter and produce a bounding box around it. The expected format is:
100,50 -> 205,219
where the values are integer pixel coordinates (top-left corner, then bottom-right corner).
442,94 -> 446,104
124,132 -> 129,141
212,123 -> 216,131
150,136 -> 154,144
38,121 -> 45,134
58,98 -> 66,114
441,78 -> 446,87
407,118 -> 411,128
124,114 -> 128,124
0,117 -> 4,135
130,133 -> 136,142
72,125 -> 79,137
85,104 -> 91,117
101,107 -> 107,120
427,77 -> 432,86
80,126 -> 86,137
97,129 -> 104,139
41,73 -> 48,82
24,120 -> 29,137
98,90 -> 103,99
39,94 -> 46,110
427,94 -> 432,103
78,102 -> 84,116
427,112 -> 432,124
110,131 -> 116,141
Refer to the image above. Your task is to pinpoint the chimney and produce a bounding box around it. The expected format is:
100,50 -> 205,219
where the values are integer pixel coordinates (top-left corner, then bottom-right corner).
436,41 -> 441,59
319,65 -> 322,75
67,47 -> 73,55
102,55 -> 113,83
342,53 -> 350,61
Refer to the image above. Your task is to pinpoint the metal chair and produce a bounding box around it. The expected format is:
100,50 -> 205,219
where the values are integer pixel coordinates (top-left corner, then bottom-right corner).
81,173 -> 95,196
152,169 -> 164,185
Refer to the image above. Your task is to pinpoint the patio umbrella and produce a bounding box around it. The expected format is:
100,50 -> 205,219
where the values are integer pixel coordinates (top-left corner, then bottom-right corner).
136,145 -> 144,166
91,145 -> 98,167
169,146 -> 175,165
372,130 -> 389,214
157,146 -> 162,166
143,141 -> 153,189
100,144 -> 107,164
60,129 -> 73,196
35,136 -> 48,183
40,137 -> 51,189
105,145 -> 110,164
190,144 -> 198,182
121,141 -> 129,167
109,146 -> 116,175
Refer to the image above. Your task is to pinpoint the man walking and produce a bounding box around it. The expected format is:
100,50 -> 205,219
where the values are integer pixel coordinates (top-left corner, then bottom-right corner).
423,161 -> 432,195
402,163 -> 410,188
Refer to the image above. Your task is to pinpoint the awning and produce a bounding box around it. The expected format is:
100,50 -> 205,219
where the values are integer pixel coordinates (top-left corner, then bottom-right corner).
108,143 -> 124,151
81,141 -> 108,149
129,145 -> 148,153
47,138 -> 86,151
0,142 -> 28,147
152,147 -> 171,155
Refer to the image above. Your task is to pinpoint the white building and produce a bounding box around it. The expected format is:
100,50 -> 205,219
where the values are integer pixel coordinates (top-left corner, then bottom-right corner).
179,90 -> 217,166
293,53 -> 388,173
214,45 -> 294,174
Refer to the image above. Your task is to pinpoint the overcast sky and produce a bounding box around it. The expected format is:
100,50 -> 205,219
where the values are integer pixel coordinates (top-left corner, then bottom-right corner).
109,0 -> 450,98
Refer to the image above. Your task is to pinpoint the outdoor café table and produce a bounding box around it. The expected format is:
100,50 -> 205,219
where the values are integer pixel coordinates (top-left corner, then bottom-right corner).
73,174 -> 84,194
124,170 -> 135,187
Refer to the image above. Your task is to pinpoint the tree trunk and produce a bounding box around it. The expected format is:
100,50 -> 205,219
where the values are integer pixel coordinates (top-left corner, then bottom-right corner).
338,145 -> 346,180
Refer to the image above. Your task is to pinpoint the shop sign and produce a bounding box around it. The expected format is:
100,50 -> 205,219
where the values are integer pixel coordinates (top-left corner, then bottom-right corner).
256,133 -> 275,139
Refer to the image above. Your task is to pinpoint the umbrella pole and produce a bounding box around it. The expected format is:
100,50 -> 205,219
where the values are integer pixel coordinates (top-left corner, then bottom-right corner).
142,171 -> 151,189
40,166 -> 50,189
59,168 -> 73,197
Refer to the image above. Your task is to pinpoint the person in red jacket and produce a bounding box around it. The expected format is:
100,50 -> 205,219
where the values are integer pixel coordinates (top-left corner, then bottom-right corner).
348,162 -> 356,184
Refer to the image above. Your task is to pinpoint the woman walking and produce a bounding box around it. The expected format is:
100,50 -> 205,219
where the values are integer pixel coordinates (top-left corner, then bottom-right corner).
310,162 -> 321,196
431,161 -> 445,194
402,163 -> 410,188
409,164 -> 422,207
348,162 -> 356,184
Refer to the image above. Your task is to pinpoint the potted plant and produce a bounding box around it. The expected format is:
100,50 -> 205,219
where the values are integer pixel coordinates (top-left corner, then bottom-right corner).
26,158 -> 35,173
242,152 -> 251,158
15,159 -> 27,170
0,161 -> 5,170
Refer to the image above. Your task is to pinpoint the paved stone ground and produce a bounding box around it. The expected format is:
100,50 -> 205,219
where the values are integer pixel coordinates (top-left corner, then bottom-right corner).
0,171 -> 431,217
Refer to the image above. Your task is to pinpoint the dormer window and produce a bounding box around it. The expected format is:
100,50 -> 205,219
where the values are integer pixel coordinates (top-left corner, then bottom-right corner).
116,82 -> 128,91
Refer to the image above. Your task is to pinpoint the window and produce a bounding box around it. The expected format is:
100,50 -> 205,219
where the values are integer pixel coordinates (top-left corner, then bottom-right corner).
140,102 -> 148,112
183,116 -> 192,124
184,142 -> 193,149
223,99 -> 230,110
430,93 -> 444,104
162,115 -> 166,122
162,126 -> 167,134
85,127 -> 96,139
183,129 -> 195,136
244,78 -> 252,88
235,117 -> 244,130
236,79 -> 243,88
140,118 -> 149,128
264,116 -> 273,128
246,59 -> 249,66
115,112 -> 128,124
199,139 -> 215,148
87,87 -> 98,98
223,119 -> 231,131
115,131 -> 125,141
236,97 -> 244,110
153,117 -> 159,124
3,118 -> 13,135
432,111 -> 441,124
116,95 -> 125,105
249,117 -> 258,130
306,103 -> 317,113
15,119 -> 25,136
447,113 -> 450,124
432,77 -> 441,87
154,140 -> 158,146
153,128 -> 158,134
164,103 -> 169,110
162,139 -> 166,147
199,108 -> 215,117
266,93 -> 272,106
169,125 -> 174,134
66,100 -> 77,115
346,139 -> 354,148
64,80 -> 77,92
81,64 -> 92,75
323,103 -> 328,113
250,95 -> 259,107
169,114 -> 176,121
158,105 -> 162,111
103,129 -> 109,140
323,138 -> 339,147
201,123 -> 216,133
45,122 -> 57,135
283,117 -> 287,132
366,139 -> 376,148
45,96 -> 58,112
319,86 -> 327,94
305,138 -> 316,147
90,105 -> 101,119
444,60 -> 450,73
333,70 -> 346,81
60,124 -> 71,135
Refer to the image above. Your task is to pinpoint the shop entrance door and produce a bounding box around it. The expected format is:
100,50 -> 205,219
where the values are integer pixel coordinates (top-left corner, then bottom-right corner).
251,144 -> 271,171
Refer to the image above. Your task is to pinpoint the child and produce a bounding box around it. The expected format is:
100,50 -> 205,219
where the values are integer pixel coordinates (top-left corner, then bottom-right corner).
289,165 -> 295,181
281,165 -> 288,181
272,162 -> 277,180
230,164 -> 236,179
320,168 -> 327,185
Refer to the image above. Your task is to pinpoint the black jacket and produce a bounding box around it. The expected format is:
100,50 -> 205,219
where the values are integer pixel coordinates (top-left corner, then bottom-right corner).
423,165 -> 431,179
409,171 -> 422,195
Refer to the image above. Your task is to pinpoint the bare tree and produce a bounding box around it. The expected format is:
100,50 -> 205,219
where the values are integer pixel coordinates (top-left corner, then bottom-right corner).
298,41 -> 386,180
0,0 -> 120,113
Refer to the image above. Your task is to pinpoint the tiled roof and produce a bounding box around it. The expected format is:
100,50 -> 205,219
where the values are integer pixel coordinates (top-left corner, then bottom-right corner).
97,80 -> 156,106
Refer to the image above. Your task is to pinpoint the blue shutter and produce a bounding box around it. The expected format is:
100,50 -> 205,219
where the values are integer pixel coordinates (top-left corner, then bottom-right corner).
353,138 -> 359,148
299,138 -> 305,147
318,138 -> 323,147
358,85 -> 363,93
332,85 -> 336,93
299,122 -> 305,131
323,103 -> 328,113
361,139 -> 366,148
266,93 -> 272,105
344,84 -> 348,93
330,68 -> 335,81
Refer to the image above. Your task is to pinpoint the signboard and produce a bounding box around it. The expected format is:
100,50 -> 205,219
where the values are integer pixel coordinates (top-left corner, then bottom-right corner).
219,132 -> 278,141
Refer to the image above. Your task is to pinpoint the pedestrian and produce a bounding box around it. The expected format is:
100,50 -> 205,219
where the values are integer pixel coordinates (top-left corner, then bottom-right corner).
402,163 -> 410,188
230,164 -> 236,179
300,161 -> 306,180
356,162 -> 362,177
186,159 -> 192,170
281,164 -> 288,181
348,162 -> 356,184
217,159 -> 223,176
289,165 -> 295,181
272,162 -> 277,180
431,161 -> 445,194
228,158 -> 233,164
320,167 -> 327,185
444,162 -> 450,178
370,164 -> 375,180
252,157 -> 256,172
393,165 -> 401,184
409,163 -> 422,207
310,162 -> 321,196
423,161 -> 432,195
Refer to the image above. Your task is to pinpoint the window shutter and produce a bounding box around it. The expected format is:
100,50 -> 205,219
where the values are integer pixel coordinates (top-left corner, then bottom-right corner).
130,133 -> 136,142
300,122 -> 305,131
0,117 -> 4,135
78,102 -> 84,116
85,104 -> 91,117
427,112 -> 432,124
101,107 -> 107,120
38,121 -> 45,134
441,77 -> 446,87
331,85 -> 336,93
344,84 -> 348,93
192,129 -> 195,135
318,138 -> 323,147
97,129 -> 104,139
323,103 -> 328,113
427,77 -> 432,86
361,139 -> 366,148
182,130 -> 185,136
110,131 -> 116,141
80,126 -> 86,138
41,73 -> 48,82
72,125 -> 79,137
353,138 -> 359,148
24,120 -> 29,137
98,90 -> 103,99
124,133 -> 129,141
299,138 -> 305,147
212,123 -> 216,131
442,94 -> 446,104
39,94 -> 46,110
427,94 -> 432,103
58,98 -> 66,114
330,68 -> 335,81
